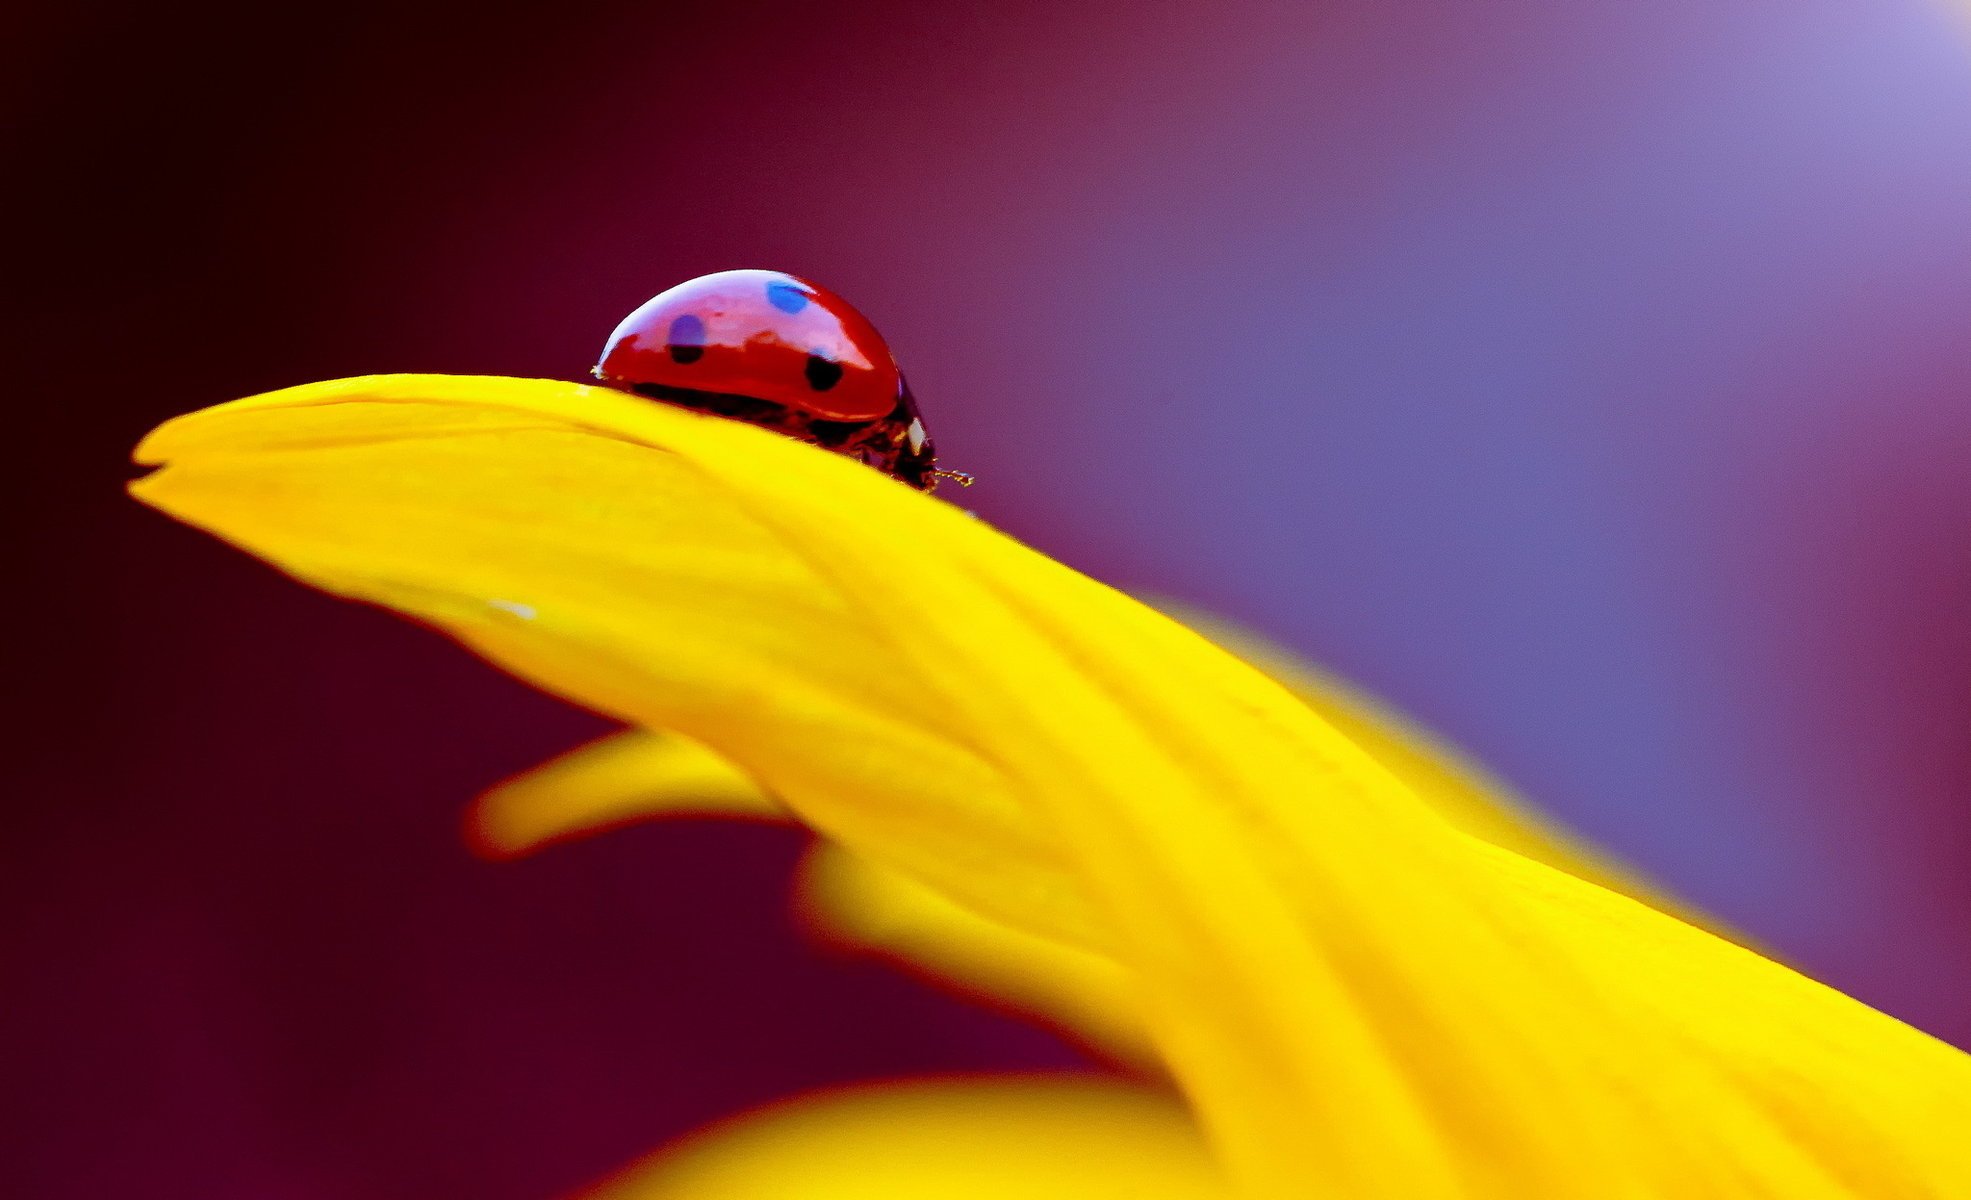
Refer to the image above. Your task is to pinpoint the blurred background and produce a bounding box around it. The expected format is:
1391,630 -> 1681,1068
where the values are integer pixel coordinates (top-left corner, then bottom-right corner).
9,0 -> 1971,1195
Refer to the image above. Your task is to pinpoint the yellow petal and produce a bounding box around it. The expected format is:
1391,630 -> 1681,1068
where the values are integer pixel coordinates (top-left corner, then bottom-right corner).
479,614 -> 1657,896
469,728 -> 790,859
795,843 -> 1154,1068
692,424 -> 1971,1196
477,726 -> 1152,1061
581,1076 -> 1227,1199
136,376 -> 1971,1197
479,606 -> 1708,1063
132,376 -> 1094,949
473,726 -> 1152,1061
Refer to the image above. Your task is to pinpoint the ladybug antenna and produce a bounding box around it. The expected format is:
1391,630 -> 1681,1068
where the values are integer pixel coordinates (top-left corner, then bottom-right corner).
928,468 -> 977,489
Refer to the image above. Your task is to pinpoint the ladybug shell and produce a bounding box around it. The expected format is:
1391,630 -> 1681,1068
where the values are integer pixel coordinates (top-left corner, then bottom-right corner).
594,269 -> 900,422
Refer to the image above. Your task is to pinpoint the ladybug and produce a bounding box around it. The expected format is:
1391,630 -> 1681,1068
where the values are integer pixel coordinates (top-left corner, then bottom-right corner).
592,269 -> 968,491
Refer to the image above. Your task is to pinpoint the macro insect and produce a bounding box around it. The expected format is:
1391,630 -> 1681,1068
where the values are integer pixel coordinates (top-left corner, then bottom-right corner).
592,269 -> 969,491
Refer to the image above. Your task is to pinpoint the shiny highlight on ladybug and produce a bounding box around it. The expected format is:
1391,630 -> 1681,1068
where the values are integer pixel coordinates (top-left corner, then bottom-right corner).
592,269 -> 968,491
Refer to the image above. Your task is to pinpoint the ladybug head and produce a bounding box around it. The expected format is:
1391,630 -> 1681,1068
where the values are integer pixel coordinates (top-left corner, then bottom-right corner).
593,269 -> 903,423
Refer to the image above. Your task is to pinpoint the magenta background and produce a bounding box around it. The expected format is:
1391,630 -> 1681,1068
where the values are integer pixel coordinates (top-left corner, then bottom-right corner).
10,1 -> 1971,1195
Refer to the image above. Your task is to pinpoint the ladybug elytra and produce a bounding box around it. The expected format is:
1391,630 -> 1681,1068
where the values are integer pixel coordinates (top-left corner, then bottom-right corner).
592,269 -> 967,491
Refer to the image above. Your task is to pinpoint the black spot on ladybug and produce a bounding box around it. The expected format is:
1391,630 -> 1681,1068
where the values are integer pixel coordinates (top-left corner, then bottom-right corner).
766,280 -> 811,314
804,353 -> 843,391
666,314 -> 707,364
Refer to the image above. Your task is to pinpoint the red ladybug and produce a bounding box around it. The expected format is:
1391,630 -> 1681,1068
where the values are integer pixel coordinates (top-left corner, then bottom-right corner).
592,269 -> 967,491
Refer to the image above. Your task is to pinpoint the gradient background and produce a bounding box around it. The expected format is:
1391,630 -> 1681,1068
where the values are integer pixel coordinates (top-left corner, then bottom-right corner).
10,1 -> 1971,1195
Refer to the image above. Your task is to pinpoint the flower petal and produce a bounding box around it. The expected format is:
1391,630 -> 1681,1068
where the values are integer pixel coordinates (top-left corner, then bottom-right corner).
796,843 -> 1153,1068
472,727 -> 1152,1062
684,415 -> 1971,1196
132,376 -> 1094,948
472,612 -> 1690,1068
479,609 -> 1668,902
468,729 -> 790,859
578,1076 -> 1227,1199
137,376 -> 1971,1197
476,604 -> 1713,1066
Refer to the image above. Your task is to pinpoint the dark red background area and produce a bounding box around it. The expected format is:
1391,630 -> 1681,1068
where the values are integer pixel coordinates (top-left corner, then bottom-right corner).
10,2 -> 1971,1196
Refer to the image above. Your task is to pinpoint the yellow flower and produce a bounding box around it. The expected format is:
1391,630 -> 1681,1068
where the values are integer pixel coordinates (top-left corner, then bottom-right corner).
133,374 -> 1971,1198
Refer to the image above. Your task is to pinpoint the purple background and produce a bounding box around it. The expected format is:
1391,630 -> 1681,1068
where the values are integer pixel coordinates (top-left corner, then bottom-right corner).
10,1 -> 1971,1195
